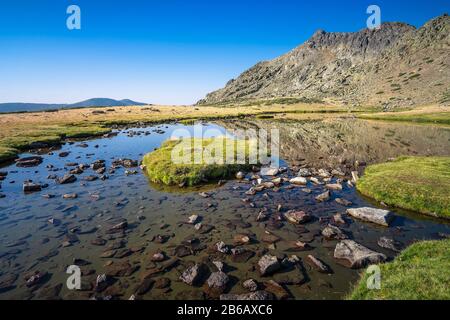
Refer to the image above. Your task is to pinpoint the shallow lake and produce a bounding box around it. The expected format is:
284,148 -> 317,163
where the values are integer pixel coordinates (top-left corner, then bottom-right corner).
0,118 -> 449,300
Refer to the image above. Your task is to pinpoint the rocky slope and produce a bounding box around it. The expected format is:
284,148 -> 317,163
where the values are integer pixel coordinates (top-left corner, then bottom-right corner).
199,14 -> 450,109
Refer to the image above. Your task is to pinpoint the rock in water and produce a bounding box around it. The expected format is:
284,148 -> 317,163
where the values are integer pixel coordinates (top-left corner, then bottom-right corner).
289,177 -> 307,185
57,174 -> 77,184
187,214 -> 199,224
23,182 -> 42,193
205,271 -> 229,297
284,210 -> 311,224
179,264 -> 207,286
261,167 -> 279,176
258,254 -> 280,276
306,255 -> 332,273
347,207 -> 394,226
263,280 -> 289,300
334,240 -> 386,269
15,156 -> 43,167
321,224 -> 347,240
315,190 -> 330,202
377,237 -> 403,252
242,279 -> 259,292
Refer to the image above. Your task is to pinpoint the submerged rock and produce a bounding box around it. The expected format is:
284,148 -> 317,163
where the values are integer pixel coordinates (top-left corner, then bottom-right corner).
334,240 -> 386,269
290,177 -> 307,185
16,156 -> 43,168
306,255 -> 332,274
242,279 -> 259,292
347,207 -> 394,226
315,190 -> 330,202
23,182 -> 42,193
258,254 -> 280,276
284,210 -> 311,224
321,224 -> 348,240
377,236 -> 403,252
263,280 -> 289,300
205,271 -> 229,297
57,174 -> 77,184
179,264 -> 207,286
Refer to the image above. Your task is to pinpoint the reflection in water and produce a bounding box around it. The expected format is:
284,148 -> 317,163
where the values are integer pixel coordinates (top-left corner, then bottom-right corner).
0,119 -> 449,300
219,118 -> 450,170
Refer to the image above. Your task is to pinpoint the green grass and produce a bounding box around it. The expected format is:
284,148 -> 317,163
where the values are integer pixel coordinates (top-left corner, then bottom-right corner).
357,156 -> 450,218
0,124 -> 111,161
349,239 -> 450,300
358,112 -> 450,125
0,146 -> 18,162
143,138 -> 256,186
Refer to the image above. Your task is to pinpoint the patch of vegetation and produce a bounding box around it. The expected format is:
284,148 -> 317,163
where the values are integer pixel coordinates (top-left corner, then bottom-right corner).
357,156 -> 450,218
0,124 -> 110,161
0,146 -> 18,162
359,112 -> 450,125
349,239 -> 450,300
143,138 -> 255,186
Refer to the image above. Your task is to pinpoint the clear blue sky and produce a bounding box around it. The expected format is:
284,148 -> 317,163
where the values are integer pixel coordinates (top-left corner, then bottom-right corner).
0,0 -> 448,105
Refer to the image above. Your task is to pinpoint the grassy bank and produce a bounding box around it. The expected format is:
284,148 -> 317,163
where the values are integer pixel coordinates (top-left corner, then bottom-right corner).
358,106 -> 450,126
143,138 -> 254,186
349,239 -> 450,300
357,156 -> 450,218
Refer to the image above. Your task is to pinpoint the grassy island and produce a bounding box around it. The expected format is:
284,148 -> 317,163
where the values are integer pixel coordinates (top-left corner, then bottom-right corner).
143,137 -> 256,186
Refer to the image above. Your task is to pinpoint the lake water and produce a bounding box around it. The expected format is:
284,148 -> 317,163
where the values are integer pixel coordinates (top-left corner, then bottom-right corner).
0,118 -> 449,300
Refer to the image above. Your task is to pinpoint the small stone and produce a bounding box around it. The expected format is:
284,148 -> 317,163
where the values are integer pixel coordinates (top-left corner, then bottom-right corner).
306,255 -> 332,274
242,279 -> 258,292
233,234 -> 250,245
215,241 -> 230,254
235,171 -> 245,179
258,254 -> 280,276
315,190 -> 330,202
264,280 -> 289,300
322,224 -> 347,240
326,183 -> 342,190
377,237 -> 403,252
187,214 -> 199,224
284,210 -> 311,224
23,182 -> 42,193
335,198 -> 352,206
57,174 -> 77,184
290,177 -> 307,185
63,193 -> 77,199
179,264 -> 207,286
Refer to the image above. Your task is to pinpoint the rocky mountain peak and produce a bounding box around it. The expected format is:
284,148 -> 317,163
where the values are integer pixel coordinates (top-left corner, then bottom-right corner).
199,14 -> 449,108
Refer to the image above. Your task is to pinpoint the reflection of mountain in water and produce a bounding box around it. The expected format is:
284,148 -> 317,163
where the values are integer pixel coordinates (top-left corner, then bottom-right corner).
218,118 -> 450,171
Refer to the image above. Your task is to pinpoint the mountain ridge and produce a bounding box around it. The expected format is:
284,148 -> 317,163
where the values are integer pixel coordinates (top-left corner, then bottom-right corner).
0,98 -> 147,113
199,14 -> 450,109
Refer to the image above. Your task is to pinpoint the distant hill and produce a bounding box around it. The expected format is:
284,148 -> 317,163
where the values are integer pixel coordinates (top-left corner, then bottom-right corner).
199,14 -> 450,109
0,98 -> 147,113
